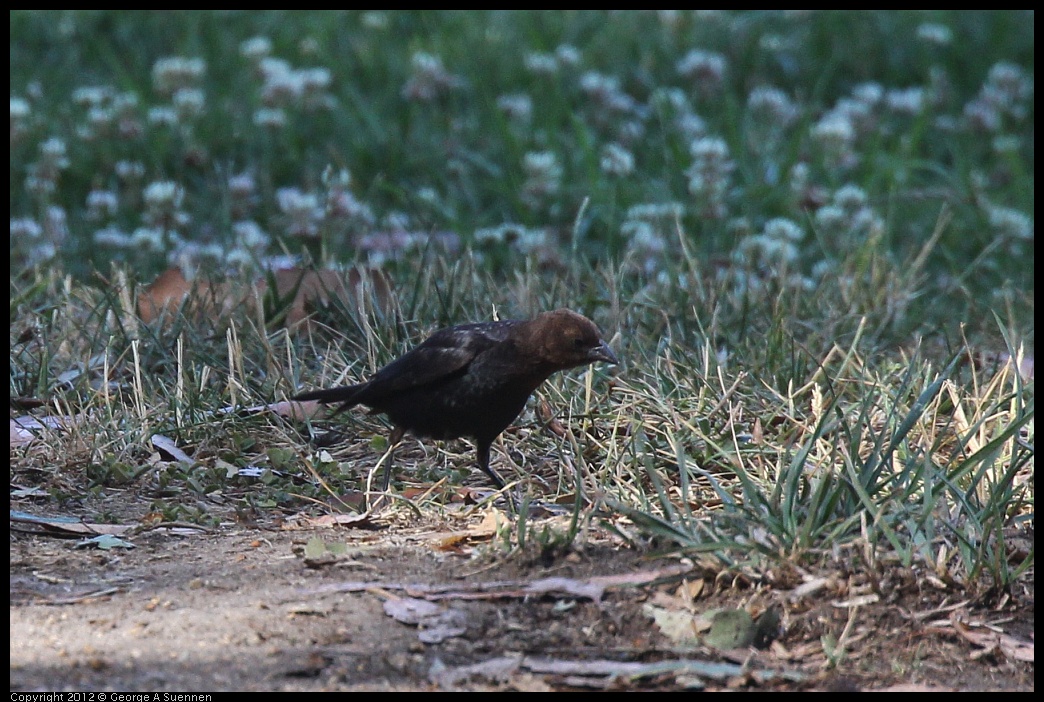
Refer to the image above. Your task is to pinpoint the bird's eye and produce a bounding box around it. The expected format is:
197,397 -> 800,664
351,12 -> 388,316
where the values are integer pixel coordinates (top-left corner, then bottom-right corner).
572,337 -> 587,349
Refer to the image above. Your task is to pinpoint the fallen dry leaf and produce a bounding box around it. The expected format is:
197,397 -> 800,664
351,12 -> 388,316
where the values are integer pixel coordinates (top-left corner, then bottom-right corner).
136,265 -> 394,331
264,266 -> 394,330
952,611 -> 1034,663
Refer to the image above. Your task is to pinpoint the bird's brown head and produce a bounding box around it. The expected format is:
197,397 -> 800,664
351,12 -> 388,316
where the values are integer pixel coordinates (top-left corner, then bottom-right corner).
523,308 -> 619,370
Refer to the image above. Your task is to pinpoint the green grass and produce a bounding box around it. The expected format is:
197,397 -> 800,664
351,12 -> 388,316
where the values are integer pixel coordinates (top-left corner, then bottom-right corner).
10,11 -> 1033,593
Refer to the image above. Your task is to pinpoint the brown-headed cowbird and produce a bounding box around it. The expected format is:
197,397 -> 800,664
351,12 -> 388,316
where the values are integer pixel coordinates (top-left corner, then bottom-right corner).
294,308 -> 618,492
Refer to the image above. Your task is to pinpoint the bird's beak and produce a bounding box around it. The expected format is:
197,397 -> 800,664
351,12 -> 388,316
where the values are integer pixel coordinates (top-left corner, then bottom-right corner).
589,340 -> 619,365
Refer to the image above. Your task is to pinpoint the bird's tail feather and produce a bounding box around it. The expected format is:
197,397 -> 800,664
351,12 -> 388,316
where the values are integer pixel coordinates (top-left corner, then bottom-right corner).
292,384 -> 365,415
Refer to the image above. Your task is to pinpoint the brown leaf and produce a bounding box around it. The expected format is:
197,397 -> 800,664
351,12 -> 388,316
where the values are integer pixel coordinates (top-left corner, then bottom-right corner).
137,267 -> 245,326
137,266 -> 394,331
266,266 -> 394,330
536,398 -> 567,437
137,267 -> 194,323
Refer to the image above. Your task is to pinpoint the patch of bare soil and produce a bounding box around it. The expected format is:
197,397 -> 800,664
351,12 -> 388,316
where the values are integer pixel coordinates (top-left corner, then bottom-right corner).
10,508 -> 1034,692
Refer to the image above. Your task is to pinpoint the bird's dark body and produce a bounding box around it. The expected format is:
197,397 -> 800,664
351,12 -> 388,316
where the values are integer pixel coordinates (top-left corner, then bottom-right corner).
320,321 -> 543,443
294,310 -> 618,491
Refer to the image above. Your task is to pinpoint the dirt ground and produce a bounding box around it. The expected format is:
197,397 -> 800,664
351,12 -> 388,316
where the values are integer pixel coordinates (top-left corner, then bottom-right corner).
9,500 -> 1034,692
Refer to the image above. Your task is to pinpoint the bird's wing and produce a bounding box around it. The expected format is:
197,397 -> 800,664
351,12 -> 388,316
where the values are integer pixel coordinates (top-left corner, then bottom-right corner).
354,321 -> 517,401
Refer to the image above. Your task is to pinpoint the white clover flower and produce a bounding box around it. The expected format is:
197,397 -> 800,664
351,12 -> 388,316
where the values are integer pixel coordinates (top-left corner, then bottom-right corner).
521,150 -> 563,204
763,217 -> 804,242
382,211 -> 411,231
322,167 -> 352,188
253,108 -> 287,128
992,135 -> 1021,154
71,86 -> 114,107
885,87 -> 926,115
523,52 -> 559,75
832,98 -> 876,133
86,189 -> 119,219
963,99 -> 1001,132
85,106 -> 115,131
657,10 -> 682,28
651,87 -> 689,112
261,65 -> 304,104
259,57 -> 293,83
813,205 -> 846,230
727,218 -> 752,239
624,221 -> 666,254
626,202 -> 684,221
10,97 -> 31,139
147,106 -> 179,126
496,93 -> 532,121
232,220 -> 269,250
112,91 -> 139,112
579,71 -> 620,100
152,56 -> 205,95
39,137 -> 69,167
224,247 -> 255,269
811,113 -> 855,146
240,36 -> 273,61
737,234 -> 798,266
10,217 -> 43,240
916,23 -> 953,46
402,52 -> 463,102
759,34 -> 788,52
618,119 -> 646,143
514,227 -> 549,254
621,218 -> 652,242
415,187 -> 438,204
676,49 -> 726,88
555,44 -> 581,67
789,162 -> 810,195
852,82 -> 884,107
172,88 -> 205,118
850,208 -> 884,237
144,181 -> 185,210
115,160 -> 145,181
686,137 -> 733,218
228,173 -> 256,198
985,62 -> 1030,103
475,223 -> 548,251
833,184 -> 868,213
361,12 -> 388,29
167,240 -> 223,273
988,205 -> 1033,240
92,226 -> 132,248
277,187 -> 322,237
131,226 -> 168,253
623,219 -> 669,275
180,241 -> 225,265
523,151 -> 562,176
26,242 -> 56,263
600,142 -> 635,176
474,225 -> 507,245
25,174 -> 56,197
689,136 -> 730,161
327,188 -> 375,226
299,67 -> 332,92
811,259 -> 835,280
747,86 -> 799,126
277,187 -> 319,214
675,112 -> 707,140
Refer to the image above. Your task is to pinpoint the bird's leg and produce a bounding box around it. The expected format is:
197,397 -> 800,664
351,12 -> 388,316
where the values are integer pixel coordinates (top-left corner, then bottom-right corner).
381,427 -> 406,491
476,441 -> 517,513
475,441 -> 506,490
366,427 -> 404,511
